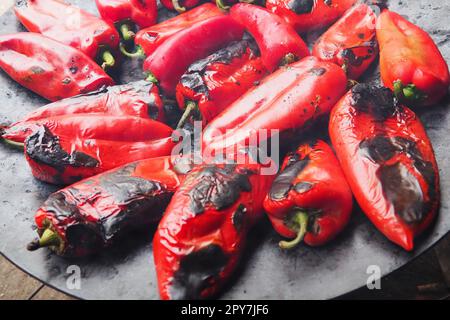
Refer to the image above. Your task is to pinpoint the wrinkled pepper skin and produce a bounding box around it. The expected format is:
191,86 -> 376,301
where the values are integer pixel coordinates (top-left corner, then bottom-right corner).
24,125 -> 176,185
263,140 -> 353,249
313,3 -> 378,80
28,155 -> 193,257
143,16 -> 245,97
2,82 -> 165,133
230,3 -> 310,72
161,0 -> 200,13
175,40 -> 267,127
203,56 -> 347,156
329,84 -> 440,251
0,33 -> 114,102
15,0 -> 120,68
376,10 -> 450,106
266,0 -> 357,33
153,161 -> 274,300
135,3 -> 223,56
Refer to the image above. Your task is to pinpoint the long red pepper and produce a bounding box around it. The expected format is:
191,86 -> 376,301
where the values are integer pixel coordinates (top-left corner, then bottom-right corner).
376,9 -> 450,106
95,0 -> 158,41
203,56 -> 347,156
143,16 -> 245,96
0,33 -> 114,102
313,3 -> 378,80
154,160 -> 274,299
265,0 -> 357,33
161,0 -> 200,13
14,0 -> 120,69
329,84 -> 440,251
263,140 -> 353,249
28,155 -> 193,257
175,40 -> 267,128
230,3 -> 310,72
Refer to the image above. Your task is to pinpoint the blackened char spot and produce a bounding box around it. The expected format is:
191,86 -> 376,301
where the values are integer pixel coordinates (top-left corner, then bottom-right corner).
43,192 -> 81,222
294,182 -> 314,193
169,245 -> 229,300
269,155 -> 310,200
309,67 -> 326,76
25,126 -> 99,171
351,84 -> 398,120
189,165 -> 252,214
287,0 -> 315,14
341,43 -> 376,67
359,136 -> 398,163
232,204 -> 247,233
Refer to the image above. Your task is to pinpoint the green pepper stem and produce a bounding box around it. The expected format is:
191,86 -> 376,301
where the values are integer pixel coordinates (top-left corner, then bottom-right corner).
119,43 -> 146,59
216,0 -> 231,10
280,53 -> 297,67
279,211 -> 309,250
2,138 -> 24,149
173,0 -> 186,13
101,50 -> 115,70
27,229 -> 60,251
393,80 -> 426,102
120,23 -> 136,42
176,101 -> 198,129
145,72 -> 158,84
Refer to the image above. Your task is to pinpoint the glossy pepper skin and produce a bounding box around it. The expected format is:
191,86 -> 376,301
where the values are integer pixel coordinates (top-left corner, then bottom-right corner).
329,84 -> 440,251
230,3 -> 310,72
266,0 -> 357,33
376,9 -> 450,106
0,33 -> 114,102
27,155 -> 193,257
2,81 -> 165,144
161,0 -> 200,13
153,161 -> 275,299
143,16 -> 245,97
134,3 -> 223,57
175,40 -> 267,128
14,0 -> 120,69
24,123 -> 176,185
313,3 -> 378,80
263,140 -> 353,249
203,56 -> 348,156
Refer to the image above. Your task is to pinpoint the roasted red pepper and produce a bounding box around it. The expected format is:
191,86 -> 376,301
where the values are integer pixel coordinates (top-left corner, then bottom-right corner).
153,160 -> 274,299
161,0 -> 200,13
0,33 -> 114,102
329,84 -> 440,251
132,3 -> 223,57
376,9 -> 450,106
312,3 -> 378,80
95,0 -> 158,41
143,16 -> 245,96
263,140 -> 353,249
27,155 -> 193,257
175,40 -> 267,128
203,57 -> 347,156
24,123 -> 176,185
14,0 -> 120,69
265,0 -> 357,33
230,3 -> 310,72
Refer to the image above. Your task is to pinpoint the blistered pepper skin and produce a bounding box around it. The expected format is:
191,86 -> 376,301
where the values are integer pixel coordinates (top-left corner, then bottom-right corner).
376,9 -> 450,106
313,3 -> 378,80
329,84 -> 440,251
264,140 -> 353,248
0,33 -> 114,102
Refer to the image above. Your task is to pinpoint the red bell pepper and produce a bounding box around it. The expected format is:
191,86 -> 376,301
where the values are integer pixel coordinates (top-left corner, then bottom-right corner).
161,0 -> 200,13
265,0 -> 357,33
203,56 -> 348,156
153,160 -> 275,299
329,84 -> 440,251
263,140 -> 353,249
14,0 -> 120,69
0,33 -> 114,102
313,3 -> 378,80
143,16 -> 245,96
175,40 -> 267,128
230,3 -> 310,72
28,155 -> 193,257
376,9 -> 450,106
95,0 -> 158,41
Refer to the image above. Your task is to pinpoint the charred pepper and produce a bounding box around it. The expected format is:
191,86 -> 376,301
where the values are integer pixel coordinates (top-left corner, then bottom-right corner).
175,40 -> 267,128
0,33 -> 114,102
376,9 -> 450,106
329,84 -> 440,251
263,140 -> 353,249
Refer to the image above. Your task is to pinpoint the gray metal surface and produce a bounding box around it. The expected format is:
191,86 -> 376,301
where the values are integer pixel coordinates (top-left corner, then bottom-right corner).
0,0 -> 449,300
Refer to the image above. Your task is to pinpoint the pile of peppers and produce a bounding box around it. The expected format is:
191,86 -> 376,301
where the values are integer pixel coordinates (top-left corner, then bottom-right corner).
0,0 -> 448,301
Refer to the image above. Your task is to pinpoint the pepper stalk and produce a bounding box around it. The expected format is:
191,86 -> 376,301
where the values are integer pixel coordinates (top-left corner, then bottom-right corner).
279,211 -> 309,250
